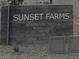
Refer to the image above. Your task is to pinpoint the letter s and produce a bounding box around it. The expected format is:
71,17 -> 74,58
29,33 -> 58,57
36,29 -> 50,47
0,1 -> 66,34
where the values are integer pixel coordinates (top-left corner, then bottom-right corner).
13,14 -> 19,21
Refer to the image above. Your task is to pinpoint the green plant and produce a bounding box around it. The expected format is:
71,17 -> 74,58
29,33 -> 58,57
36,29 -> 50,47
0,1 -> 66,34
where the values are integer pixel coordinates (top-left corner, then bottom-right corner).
17,0 -> 24,5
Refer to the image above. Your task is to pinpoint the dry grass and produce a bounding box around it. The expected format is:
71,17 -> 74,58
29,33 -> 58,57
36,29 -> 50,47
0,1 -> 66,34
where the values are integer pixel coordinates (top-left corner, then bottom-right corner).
0,44 -> 79,59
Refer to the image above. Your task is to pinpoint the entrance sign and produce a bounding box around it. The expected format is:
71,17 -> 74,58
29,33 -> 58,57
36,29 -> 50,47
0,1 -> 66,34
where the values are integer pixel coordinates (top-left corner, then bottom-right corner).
9,5 -> 73,44
1,5 -> 73,44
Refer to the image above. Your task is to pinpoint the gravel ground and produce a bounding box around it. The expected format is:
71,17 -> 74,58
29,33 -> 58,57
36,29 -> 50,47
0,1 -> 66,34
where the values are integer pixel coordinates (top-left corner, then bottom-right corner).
0,44 -> 79,59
